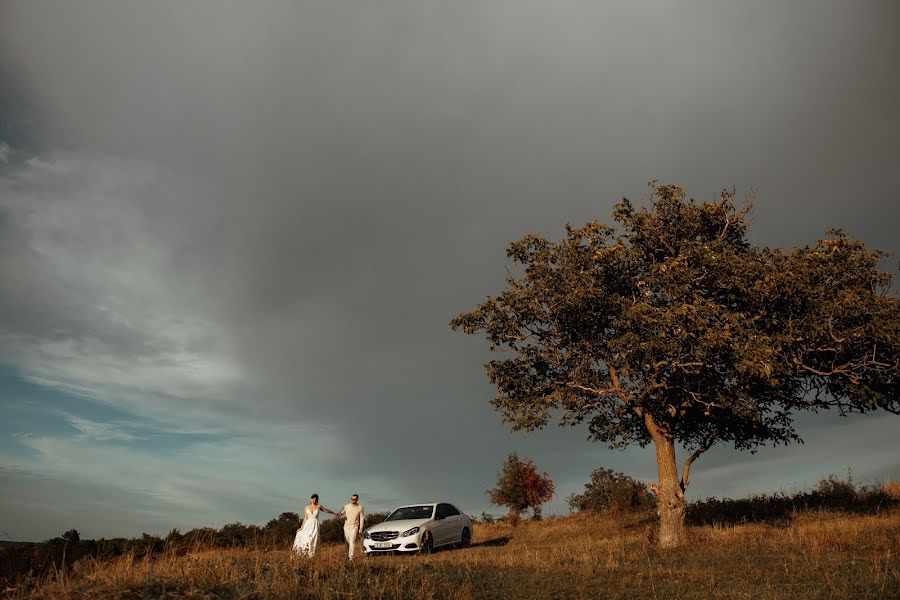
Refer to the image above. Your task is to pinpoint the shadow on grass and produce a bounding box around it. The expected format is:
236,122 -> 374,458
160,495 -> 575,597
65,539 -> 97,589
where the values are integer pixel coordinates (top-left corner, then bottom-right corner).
470,536 -> 510,548
621,515 -> 658,531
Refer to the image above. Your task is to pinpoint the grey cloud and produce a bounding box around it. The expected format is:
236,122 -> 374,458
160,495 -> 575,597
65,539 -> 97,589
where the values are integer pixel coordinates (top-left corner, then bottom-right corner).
1,0 -> 898,537
0,464 -> 233,540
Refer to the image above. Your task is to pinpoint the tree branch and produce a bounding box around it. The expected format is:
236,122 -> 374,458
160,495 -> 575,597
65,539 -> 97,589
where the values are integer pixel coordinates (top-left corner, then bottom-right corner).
607,364 -> 623,392
652,360 -> 704,371
636,382 -> 667,403
564,382 -> 619,397
680,444 -> 710,492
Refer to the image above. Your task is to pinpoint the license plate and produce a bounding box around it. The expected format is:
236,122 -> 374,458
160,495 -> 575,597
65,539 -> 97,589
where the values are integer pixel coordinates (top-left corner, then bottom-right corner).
373,542 -> 393,549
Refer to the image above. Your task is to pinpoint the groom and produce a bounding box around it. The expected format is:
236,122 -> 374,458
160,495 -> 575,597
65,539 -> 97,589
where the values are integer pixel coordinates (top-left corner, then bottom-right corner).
335,493 -> 365,559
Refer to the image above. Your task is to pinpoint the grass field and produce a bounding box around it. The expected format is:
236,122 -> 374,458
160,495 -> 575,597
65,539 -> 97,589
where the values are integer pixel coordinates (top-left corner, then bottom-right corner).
4,509 -> 898,599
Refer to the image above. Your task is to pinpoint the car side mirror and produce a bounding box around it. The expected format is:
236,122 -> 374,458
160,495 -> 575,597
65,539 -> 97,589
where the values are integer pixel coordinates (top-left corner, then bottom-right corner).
435,515 -> 444,520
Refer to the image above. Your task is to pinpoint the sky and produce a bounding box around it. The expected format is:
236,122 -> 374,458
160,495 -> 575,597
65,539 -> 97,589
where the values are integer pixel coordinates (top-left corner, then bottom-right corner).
1,0 -> 898,542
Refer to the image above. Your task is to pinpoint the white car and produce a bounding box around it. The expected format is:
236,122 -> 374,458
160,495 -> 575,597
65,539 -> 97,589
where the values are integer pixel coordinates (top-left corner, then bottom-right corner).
363,502 -> 472,554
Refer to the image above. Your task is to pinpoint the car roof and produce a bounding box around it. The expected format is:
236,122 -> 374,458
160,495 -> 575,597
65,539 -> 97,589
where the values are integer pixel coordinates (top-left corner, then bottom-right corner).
393,502 -> 466,509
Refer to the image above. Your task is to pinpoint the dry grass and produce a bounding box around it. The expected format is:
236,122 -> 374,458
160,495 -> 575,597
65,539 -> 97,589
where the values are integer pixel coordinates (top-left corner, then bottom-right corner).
882,481 -> 900,501
4,510 -> 898,599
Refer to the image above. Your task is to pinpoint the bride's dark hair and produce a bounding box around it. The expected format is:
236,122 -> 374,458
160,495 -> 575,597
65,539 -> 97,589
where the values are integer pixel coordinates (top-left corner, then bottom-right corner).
310,493 -> 319,501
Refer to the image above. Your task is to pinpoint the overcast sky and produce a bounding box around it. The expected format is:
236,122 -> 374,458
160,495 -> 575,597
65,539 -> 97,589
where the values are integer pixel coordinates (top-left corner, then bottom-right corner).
1,0 -> 898,542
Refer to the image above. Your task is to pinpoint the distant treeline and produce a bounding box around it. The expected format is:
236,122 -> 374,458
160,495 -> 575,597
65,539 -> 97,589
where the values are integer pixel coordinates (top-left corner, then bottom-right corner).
686,474 -> 900,526
0,511 -> 387,585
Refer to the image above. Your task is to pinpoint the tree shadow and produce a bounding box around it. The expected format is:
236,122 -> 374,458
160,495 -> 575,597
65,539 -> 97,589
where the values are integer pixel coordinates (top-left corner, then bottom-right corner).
622,515 -> 659,531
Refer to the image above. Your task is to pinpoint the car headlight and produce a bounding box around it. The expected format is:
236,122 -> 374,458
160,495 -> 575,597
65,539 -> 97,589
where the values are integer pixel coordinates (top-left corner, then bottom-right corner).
363,531 -> 371,540
401,527 -> 420,537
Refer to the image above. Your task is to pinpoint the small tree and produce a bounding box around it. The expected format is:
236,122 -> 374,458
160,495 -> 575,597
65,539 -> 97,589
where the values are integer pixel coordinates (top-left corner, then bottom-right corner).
487,452 -> 555,521
567,468 -> 657,514
452,183 -> 899,547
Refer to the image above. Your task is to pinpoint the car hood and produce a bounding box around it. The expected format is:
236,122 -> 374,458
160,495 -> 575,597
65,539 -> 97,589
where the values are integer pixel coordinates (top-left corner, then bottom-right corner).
366,518 -> 431,533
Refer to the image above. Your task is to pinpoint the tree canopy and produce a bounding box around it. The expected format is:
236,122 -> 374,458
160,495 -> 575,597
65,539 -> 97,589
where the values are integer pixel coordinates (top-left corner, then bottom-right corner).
487,452 -> 555,520
452,183 -> 899,546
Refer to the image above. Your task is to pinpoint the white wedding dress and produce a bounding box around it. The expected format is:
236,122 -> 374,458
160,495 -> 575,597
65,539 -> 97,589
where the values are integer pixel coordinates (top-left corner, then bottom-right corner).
292,506 -> 320,557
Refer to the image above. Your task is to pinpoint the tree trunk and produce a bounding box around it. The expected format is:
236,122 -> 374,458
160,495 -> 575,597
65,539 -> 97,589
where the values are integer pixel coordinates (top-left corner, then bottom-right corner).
506,508 -> 521,526
653,434 -> 686,548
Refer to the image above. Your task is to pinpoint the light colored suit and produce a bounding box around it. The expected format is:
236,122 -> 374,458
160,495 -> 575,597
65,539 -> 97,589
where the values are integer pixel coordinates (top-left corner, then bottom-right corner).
337,502 -> 365,559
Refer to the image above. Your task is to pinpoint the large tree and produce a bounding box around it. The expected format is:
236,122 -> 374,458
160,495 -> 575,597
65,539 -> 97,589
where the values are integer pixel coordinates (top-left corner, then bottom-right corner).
451,183 -> 899,547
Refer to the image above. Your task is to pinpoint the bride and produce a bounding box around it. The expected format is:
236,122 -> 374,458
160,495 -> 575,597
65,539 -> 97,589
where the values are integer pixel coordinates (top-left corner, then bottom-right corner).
292,494 -> 337,557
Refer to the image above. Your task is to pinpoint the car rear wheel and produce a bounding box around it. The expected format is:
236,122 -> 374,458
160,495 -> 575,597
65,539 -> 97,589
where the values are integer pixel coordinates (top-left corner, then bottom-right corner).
419,531 -> 433,555
459,527 -> 471,548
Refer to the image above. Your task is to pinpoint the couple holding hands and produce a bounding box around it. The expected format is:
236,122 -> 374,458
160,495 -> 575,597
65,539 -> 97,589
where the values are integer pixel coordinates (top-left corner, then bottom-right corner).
291,493 -> 365,559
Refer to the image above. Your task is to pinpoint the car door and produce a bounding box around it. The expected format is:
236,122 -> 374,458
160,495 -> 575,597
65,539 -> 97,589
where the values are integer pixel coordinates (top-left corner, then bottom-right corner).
443,504 -> 464,542
432,503 -> 456,546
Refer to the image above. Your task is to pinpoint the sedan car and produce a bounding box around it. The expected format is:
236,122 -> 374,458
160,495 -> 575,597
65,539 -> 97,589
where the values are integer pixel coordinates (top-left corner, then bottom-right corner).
363,502 -> 472,554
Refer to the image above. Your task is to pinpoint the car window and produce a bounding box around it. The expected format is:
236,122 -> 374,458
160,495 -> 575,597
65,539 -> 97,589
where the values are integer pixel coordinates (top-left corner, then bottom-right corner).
384,506 -> 434,521
444,504 -> 460,516
436,503 -> 456,518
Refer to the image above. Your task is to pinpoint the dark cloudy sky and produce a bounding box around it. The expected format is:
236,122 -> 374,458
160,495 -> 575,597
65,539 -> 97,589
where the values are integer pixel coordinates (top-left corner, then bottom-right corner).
1,1 -> 898,541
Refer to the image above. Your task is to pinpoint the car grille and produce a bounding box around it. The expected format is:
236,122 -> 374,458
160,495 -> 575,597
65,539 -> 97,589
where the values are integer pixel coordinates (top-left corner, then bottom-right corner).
370,531 -> 399,542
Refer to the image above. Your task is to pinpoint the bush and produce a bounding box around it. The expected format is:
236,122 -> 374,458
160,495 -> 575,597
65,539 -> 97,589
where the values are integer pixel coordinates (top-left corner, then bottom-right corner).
319,511 -> 389,544
62,529 -> 80,544
567,468 -> 657,514
478,512 -> 496,525
814,472 -> 858,506
263,512 -> 301,548
687,472 -> 898,526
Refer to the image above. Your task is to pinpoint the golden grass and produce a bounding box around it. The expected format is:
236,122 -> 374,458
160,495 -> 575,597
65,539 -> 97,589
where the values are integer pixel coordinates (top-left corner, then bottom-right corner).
882,481 -> 900,501
4,510 -> 898,599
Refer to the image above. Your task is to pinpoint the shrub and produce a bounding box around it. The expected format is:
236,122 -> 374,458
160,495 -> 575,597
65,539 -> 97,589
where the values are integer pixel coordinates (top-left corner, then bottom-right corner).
567,468 -> 657,514
814,472 -> 858,506
687,472 -> 898,526
319,511 -> 389,544
61,529 -> 80,544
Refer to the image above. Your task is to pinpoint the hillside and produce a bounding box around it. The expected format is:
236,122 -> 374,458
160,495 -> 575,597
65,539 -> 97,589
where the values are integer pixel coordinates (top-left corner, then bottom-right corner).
4,510 -> 898,599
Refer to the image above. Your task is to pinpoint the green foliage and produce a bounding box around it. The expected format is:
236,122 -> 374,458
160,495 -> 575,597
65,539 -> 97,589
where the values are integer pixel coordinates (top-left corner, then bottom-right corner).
451,182 -> 899,478
487,452 -> 555,519
567,468 -> 657,514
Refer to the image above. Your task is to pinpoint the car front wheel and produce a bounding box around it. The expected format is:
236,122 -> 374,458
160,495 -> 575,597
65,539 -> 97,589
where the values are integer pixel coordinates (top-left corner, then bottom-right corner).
419,531 -> 433,555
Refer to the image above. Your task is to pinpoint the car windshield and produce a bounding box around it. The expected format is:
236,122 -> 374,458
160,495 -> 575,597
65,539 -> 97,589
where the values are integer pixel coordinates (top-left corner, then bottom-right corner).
384,506 -> 434,521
